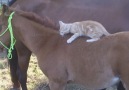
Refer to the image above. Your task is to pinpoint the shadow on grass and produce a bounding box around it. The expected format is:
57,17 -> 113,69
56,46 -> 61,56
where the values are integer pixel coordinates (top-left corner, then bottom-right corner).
34,82 -> 117,90
34,82 -> 101,90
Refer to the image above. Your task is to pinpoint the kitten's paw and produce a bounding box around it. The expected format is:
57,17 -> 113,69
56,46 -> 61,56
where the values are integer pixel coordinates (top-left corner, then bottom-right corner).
67,40 -> 72,43
86,38 -> 99,42
60,33 -> 64,36
86,40 -> 93,42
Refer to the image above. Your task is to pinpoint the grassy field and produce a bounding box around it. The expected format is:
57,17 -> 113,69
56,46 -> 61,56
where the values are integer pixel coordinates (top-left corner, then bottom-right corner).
0,55 -> 117,90
0,55 -> 48,90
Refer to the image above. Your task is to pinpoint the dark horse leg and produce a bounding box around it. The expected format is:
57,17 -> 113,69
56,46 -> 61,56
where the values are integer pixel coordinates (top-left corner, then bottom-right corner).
14,42 -> 31,90
8,39 -> 31,90
9,48 -> 20,90
9,45 -> 31,90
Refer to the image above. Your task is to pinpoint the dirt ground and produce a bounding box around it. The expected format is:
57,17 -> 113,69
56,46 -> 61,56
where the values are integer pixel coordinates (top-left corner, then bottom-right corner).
0,56 -> 117,90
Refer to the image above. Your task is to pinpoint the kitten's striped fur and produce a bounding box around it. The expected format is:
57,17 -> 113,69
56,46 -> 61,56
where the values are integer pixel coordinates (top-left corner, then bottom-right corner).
59,20 -> 110,43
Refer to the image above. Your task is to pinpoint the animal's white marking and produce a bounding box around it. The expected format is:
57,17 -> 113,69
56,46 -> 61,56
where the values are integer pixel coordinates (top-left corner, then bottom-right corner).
111,77 -> 120,85
86,38 -> 100,42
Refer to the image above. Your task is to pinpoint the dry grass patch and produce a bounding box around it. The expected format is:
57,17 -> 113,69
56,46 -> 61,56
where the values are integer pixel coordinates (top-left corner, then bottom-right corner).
0,55 -> 48,90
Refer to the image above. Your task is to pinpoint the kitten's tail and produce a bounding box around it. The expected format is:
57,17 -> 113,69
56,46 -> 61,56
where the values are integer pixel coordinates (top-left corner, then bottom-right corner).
100,25 -> 110,36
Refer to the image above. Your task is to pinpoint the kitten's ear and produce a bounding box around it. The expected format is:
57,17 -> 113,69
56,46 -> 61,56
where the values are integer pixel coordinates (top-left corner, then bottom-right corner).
59,21 -> 65,26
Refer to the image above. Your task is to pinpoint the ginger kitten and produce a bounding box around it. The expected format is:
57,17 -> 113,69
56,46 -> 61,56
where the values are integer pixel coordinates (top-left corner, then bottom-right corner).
59,20 -> 110,43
